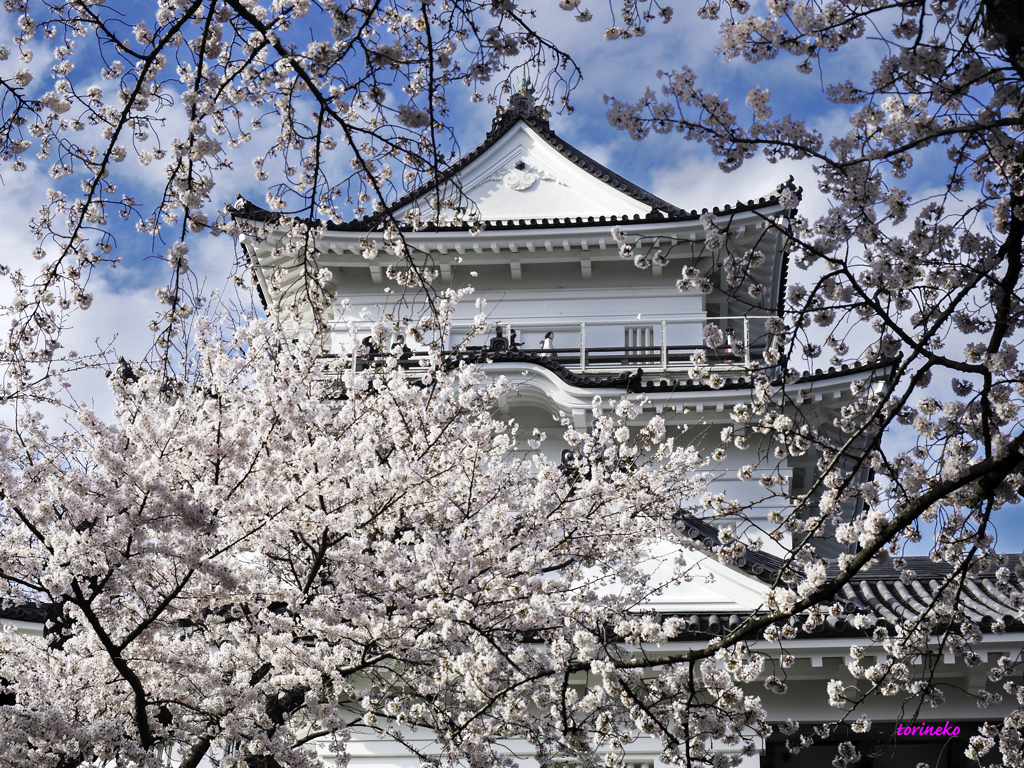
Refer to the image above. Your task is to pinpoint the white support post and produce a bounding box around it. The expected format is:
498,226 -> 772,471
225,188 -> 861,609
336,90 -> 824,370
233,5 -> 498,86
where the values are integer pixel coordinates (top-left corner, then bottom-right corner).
580,323 -> 587,371
744,316 -> 750,366
661,319 -> 668,369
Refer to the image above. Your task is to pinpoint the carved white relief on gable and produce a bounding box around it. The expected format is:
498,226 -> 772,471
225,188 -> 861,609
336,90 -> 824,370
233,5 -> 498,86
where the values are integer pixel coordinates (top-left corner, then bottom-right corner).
486,162 -> 564,192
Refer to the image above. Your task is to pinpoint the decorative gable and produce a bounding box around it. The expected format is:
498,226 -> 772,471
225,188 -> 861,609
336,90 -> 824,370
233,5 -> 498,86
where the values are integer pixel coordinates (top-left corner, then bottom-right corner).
398,121 -> 654,221
640,549 -> 772,614
390,87 -> 683,224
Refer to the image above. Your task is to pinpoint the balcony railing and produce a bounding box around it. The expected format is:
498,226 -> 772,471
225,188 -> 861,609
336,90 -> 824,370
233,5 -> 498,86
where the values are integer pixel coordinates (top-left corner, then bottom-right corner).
337,316 -> 776,375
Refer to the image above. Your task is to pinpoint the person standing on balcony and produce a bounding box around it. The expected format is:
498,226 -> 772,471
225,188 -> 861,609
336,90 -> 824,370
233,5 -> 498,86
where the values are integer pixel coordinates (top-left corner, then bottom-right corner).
359,336 -> 379,360
509,329 -> 523,350
541,331 -> 556,357
391,334 -> 412,360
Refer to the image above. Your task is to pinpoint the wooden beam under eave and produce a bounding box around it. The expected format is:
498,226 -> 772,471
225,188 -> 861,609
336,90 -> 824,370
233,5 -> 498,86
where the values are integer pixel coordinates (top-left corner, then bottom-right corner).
581,259 -> 592,279
510,262 -> 522,281
369,265 -> 382,284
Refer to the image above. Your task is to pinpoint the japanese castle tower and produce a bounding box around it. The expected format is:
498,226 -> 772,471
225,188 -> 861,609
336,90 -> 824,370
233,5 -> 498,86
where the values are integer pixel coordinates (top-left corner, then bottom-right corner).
230,92 -> 1021,768
236,88 -> 868,565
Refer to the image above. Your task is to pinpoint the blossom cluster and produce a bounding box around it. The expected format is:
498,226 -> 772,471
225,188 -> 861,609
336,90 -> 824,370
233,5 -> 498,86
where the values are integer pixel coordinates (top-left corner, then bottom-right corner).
0,310 -> 793,768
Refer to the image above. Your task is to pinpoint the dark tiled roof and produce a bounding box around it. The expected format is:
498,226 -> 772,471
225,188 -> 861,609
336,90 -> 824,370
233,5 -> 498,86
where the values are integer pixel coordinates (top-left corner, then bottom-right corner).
0,602 -> 46,622
5,560 -> 1021,644
775,236 -> 790,314
830,556 -> 1024,629
322,348 -> 894,411
677,515 -> 786,583
663,511 -> 1024,641
231,96 -> 798,233
664,553 -> 1024,640
232,183 -> 796,234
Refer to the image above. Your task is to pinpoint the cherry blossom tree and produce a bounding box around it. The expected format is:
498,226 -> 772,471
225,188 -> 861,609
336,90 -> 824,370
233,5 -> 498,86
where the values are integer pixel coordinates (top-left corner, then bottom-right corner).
0,305 -> 737,768
3,0 -> 1024,764
602,0 -> 1024,762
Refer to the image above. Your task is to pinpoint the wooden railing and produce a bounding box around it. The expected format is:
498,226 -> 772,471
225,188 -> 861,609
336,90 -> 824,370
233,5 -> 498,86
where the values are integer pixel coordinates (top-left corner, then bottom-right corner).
335,316 -> 776,375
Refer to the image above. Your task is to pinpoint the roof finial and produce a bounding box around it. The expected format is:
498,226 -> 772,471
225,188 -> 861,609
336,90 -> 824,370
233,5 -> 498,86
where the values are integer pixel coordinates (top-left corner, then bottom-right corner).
504,75 -> 537,122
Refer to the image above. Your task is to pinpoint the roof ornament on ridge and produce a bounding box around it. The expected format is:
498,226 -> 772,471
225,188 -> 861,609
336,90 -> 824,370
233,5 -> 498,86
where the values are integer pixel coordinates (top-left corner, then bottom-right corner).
490,74 -> 549,134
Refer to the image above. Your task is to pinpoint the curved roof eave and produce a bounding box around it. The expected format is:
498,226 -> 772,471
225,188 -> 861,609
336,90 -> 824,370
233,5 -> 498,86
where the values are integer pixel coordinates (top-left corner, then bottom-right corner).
446,348 -> 897,393
231,181 -> 797,235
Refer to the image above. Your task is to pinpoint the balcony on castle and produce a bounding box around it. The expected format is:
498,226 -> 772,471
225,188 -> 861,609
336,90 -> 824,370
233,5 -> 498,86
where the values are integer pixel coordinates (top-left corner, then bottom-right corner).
333,315 -> 777,376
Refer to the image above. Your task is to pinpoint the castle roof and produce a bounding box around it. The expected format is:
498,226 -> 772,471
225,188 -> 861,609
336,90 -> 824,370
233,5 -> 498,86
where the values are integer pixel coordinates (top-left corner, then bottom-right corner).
233,92 -> 798,233
7,552 -> 1020,642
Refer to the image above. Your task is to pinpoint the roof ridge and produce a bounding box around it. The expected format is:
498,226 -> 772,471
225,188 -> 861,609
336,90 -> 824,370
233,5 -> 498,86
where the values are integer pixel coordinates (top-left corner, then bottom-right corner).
676,514 -> 787,584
